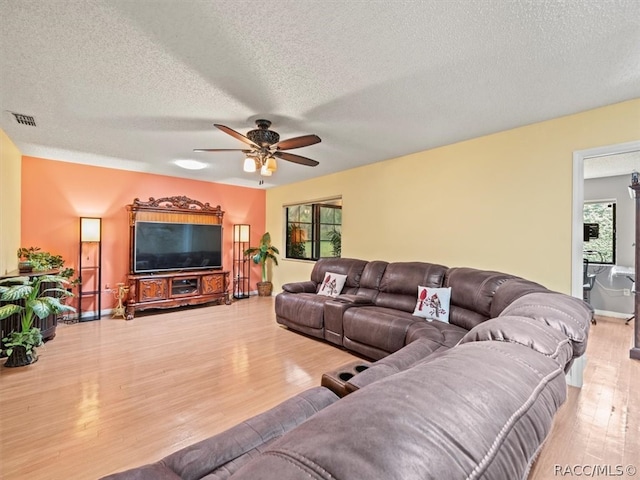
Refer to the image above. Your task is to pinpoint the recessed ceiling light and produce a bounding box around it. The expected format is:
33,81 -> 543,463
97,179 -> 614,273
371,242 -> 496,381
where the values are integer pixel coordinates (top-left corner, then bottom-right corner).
174,159 -> 207,170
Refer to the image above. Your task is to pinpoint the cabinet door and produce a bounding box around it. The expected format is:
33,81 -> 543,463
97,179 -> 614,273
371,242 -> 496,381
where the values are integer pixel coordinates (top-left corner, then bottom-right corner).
138,278 -> 168,302
202,274 -> 224,294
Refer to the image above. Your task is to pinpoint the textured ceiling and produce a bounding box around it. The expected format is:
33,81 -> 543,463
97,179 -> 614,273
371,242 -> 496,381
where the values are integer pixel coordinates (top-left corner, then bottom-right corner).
1,0 -> 639,189
584,151 -> 640,180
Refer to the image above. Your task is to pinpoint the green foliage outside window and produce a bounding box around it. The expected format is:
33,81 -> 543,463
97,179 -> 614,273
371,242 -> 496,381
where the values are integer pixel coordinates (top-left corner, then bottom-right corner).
286,201 -> 342,260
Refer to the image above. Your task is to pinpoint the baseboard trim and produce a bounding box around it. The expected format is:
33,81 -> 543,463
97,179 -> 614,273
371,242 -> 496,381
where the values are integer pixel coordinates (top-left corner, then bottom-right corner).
594,309 -> 634,319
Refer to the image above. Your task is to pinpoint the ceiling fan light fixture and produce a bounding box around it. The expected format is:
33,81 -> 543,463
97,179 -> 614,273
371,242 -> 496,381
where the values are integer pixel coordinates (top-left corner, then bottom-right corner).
265,156 -> 277,172
260,163 -> 272,176
243,156 -> 257,173
196,119 -> 321,176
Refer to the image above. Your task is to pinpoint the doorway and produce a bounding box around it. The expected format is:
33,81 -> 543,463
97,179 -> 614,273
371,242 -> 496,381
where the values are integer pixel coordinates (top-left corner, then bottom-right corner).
572,140 -> 640,299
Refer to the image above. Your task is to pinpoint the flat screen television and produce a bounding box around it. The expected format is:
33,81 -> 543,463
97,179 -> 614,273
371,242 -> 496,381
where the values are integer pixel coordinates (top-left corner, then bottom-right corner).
134,221 -> 223,273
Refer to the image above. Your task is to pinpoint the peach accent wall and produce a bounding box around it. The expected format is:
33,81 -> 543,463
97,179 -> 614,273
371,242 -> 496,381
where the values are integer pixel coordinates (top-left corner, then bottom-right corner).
0,129 -> 22,275
21,156 -> 265,309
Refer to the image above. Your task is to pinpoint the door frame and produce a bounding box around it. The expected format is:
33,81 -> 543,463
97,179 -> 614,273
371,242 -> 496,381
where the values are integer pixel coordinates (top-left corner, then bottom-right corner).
572,140 -> 640,298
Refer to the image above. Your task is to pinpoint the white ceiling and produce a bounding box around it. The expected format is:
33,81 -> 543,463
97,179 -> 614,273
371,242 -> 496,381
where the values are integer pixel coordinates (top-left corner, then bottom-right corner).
584,151 -> 640,180
1,0 -> 639,189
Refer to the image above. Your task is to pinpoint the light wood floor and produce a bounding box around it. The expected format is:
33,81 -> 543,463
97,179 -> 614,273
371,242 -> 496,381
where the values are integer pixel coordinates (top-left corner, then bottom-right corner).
529,314 -> 640,479
0,301 -> 637,479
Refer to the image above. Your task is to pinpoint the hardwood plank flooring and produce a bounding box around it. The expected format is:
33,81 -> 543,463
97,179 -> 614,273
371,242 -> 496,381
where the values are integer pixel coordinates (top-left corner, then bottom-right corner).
0,302 -> 637,479
0,298 -> 357,479
529,315 -> 640,479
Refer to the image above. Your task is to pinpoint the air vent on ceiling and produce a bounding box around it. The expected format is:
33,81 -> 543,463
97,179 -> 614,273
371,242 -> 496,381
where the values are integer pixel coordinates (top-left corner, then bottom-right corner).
11,112 -> 36,127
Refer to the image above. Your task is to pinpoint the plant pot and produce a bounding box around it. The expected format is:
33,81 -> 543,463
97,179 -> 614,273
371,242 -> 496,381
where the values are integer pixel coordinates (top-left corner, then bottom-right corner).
257,281 -> 273,297
3,346 -> 38,368
18,261 -> 33,273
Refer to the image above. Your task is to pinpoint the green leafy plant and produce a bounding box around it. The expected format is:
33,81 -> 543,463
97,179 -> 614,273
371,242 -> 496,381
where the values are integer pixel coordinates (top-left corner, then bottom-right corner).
244,232 -> 279,282
0,274 -> 76,363
2,328 -> 43,359
17,247 -> 65,271
16,247 -> 79,285
329,229 -> 342,257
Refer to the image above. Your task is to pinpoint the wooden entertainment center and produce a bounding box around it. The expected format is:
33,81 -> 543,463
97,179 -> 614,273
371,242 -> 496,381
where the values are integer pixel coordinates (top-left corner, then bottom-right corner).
125,196 -> 230,319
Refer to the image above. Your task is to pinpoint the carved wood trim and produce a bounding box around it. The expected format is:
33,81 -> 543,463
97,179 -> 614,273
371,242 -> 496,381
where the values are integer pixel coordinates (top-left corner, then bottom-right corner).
131,195 -> 222,213
128,196 -> 224,222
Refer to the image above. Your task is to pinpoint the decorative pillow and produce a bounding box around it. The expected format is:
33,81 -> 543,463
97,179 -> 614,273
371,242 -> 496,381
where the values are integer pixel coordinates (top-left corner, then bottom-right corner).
317,272 -> 348,298
412,286 -> 452,323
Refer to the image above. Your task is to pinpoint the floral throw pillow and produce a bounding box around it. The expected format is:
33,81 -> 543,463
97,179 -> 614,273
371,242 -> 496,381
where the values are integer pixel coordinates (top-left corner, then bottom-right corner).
317,272 -> 348,298
412,286 -> 452,323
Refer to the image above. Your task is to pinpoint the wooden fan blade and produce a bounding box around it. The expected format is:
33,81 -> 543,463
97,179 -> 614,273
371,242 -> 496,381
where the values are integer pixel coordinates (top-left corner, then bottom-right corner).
214,124 -> 259,148
273,134 -> 321,151
274,151 -> 319,167
193,148 -> 250,153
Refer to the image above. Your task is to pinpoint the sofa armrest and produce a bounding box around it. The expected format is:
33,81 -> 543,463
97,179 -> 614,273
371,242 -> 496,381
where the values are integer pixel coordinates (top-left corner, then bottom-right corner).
324,297 -> 371,345
460,316 -> 574,368
345,364 -> 398,393
101,387 -> 339,480
498,292 -> 591,358
281,281 -> 317,293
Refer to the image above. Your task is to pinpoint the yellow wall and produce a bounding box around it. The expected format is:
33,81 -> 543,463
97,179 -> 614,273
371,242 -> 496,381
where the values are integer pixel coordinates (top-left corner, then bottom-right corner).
267,99 -> 640,294
0,129 -> 21,275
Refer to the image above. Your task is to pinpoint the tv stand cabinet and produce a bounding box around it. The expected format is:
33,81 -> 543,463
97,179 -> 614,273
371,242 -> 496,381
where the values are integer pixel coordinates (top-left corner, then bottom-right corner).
125,196 -> 229,319
126,269 -> 230,319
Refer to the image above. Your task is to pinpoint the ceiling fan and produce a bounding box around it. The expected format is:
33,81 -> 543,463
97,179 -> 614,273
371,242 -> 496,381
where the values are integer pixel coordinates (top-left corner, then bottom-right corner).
194,119 -> 321,177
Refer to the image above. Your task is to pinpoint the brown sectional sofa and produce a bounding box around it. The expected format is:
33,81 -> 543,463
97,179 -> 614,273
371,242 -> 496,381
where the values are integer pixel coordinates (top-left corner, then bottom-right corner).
104,258 -> 592,480
276,258 -> 559,362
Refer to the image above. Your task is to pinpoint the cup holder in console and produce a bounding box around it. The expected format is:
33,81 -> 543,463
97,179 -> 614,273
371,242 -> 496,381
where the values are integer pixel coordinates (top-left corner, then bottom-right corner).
321,360 -> 372,397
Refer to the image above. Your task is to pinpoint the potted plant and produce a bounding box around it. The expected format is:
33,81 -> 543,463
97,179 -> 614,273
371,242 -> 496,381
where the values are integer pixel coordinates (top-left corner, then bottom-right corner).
17,246 -> 65,272
244,232 -> 279,296
0,274 -> 75,367
17,248 -> 34,273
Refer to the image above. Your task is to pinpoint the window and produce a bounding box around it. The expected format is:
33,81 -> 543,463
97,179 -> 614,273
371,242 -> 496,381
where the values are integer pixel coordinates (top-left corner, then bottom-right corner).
583,201 -> 616,264
286,200 -> 342,260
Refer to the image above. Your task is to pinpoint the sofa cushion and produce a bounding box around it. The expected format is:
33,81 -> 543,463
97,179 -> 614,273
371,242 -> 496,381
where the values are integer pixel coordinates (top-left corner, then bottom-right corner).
343,305 -> 465,358
412,286 -> 451,323
375,262 -> 448,313
309,258 -> 368,293
445,267 -> 515,330
229,342 -> 567,480
317,272 -> 347,297
352,260 -> 388,302
489,277 -> 549,318
405,320 -> 467,346
459,315 -> 574,368
499,291 -> 591,358
343,307 -> 416,355
345,337 -> 456,392
275,292 -> 330,336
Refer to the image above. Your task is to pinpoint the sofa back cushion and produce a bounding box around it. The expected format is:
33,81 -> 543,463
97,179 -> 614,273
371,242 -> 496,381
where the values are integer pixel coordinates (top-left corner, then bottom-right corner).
310,258 -> 368,295
489,277 -> 549,318
353,260 -> 388,302
376,262 -> 448,313
445,267 -> 516,330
